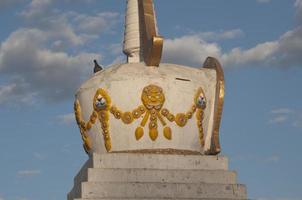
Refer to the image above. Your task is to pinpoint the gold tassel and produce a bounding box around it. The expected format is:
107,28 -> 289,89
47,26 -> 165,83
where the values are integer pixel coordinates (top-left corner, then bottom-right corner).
149,128 -> 158,141
135,127 -> 144,140
163,127 -> 172,140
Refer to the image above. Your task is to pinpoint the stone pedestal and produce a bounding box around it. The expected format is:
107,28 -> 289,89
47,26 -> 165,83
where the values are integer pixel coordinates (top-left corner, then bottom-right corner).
68,153 -> 247,200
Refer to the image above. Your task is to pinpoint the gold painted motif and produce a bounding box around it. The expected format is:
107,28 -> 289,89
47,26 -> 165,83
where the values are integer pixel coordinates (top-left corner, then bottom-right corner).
93,89 -> 112,151
135,127 -> 144,140
74,84 -> 207,152
74,89 -> 112,153
163,127 -> 172,140
175,113 -> 188,127
74,100 -> 92,154
141,85 -> 165,110
195,87 -> 206,147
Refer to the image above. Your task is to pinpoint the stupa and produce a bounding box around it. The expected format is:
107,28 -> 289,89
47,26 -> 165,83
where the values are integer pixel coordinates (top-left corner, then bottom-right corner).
68,0 -> 248,199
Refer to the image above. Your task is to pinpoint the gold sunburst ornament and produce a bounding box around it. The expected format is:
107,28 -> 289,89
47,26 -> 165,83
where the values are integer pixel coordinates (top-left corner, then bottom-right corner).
74,84 -> 207,153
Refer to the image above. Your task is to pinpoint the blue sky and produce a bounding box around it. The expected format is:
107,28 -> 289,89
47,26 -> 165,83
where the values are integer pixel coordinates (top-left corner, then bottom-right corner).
0,0 -> 301,200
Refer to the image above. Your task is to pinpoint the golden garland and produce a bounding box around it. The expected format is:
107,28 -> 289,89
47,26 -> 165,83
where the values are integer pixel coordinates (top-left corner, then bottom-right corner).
74,89 -> 112,153
74,85 -> 207,153
74,100 -> 93,154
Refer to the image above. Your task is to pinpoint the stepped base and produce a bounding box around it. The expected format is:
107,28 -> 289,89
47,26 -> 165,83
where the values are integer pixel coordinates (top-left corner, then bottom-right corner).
68,153 -> 247,200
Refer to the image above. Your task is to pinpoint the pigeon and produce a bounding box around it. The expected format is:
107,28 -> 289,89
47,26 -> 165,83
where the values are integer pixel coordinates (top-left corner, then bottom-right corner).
93,59 -> 103,73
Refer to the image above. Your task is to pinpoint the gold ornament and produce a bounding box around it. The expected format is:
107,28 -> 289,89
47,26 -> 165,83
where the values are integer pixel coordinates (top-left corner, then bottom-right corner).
163,127 -> 172,140
74,84 -> 207,152
93,88 -> 111,111
122,112 -> 134,124
93,89 -> 112,152
141,85 -> 165,111
74,100 -> 92,154
175,113 -> 188,127
135,127 -> 144,140
195,88 -> 206,147
149,128 -> 158,141
132,109 -> 141,119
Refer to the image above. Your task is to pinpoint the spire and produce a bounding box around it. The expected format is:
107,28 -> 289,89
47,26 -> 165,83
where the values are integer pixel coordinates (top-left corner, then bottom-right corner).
123,0 -> 141,63
123,0 -> 163,67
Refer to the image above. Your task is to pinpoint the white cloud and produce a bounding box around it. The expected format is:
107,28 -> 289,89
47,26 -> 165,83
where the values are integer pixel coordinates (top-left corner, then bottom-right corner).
162,33 -> 279,67
162,29 -> 244,66
17,170 -> 41,177
163,35 -> 221,67
15,197 -> 29,200
0,28 -> 100,104
163,26 -> 302,68
199,29 -> 244,41
269,108 -> 302,129
20,0 -> 54,19
19,2 -> 120,47
296,0 -> 302,22
230,27 -> 302,69
0,83 -> 36,105
276,27 -> 302,66
269,108 -> 292,125
0,0 -> 121,105
269,115 -> 288,124
293,116 -> 302,128
61,144 -> 72,154
57,113 -> 75,125
64,0 -> 96,3
266,155 -> 280,163
0,0 -> 23,8
73,12 -> 120,35
221,41 -> 278,67
271,108 -> 294,114
257,0 -> 271,3
109,43 -> 123,55
163,1 -> 302,68
269,108 -> 294,124
33,152 -> 45,160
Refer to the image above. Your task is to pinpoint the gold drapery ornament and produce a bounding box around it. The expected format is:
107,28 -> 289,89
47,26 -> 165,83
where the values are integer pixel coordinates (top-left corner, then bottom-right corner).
74,100 -> 93,154
74,84 -> 207,153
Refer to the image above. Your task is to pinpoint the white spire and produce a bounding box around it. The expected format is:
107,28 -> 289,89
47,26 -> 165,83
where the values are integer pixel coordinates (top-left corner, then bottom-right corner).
123,0 -> 142,63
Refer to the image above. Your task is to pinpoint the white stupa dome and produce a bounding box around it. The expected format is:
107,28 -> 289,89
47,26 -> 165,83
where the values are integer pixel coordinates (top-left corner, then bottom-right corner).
74,0 -> 224,156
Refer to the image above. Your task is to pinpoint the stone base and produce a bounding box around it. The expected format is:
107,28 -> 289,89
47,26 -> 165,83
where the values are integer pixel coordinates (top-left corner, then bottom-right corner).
68,153 -> 247,200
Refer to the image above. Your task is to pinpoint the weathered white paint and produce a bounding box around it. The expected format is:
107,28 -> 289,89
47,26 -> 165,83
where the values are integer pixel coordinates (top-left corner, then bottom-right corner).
76,62 -> 218,154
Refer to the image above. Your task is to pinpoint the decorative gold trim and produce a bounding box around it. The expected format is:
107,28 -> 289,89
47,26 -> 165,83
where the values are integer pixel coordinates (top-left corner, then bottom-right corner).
163,127 -> 172,140
138,0 -> 163,67
94,89 -> 112,152
195,87 -> 206,147
74,100 -> 92,154
75,84 -> 207,152
175,113 -> 188,127
203,57 -> 225,155
135,127 -> 144,140
74,89 -> 113,153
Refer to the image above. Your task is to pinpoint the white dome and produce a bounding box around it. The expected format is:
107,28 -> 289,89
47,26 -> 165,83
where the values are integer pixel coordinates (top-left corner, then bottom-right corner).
74,61 -> 223,155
